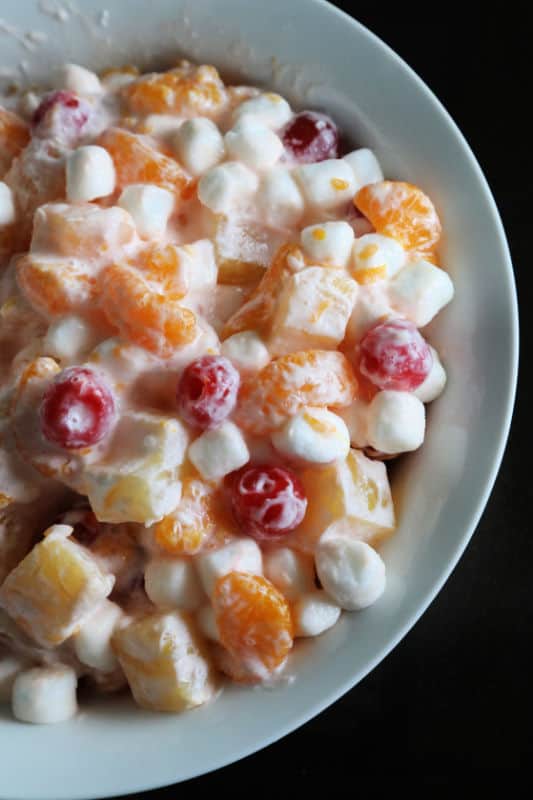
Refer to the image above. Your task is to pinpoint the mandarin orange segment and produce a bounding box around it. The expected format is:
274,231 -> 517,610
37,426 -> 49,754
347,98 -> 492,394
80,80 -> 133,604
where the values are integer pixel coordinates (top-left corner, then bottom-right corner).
0,106 -> 30,176
213,571 -> 293,676
221,242 -> 301,339
136,243 -> 189,295
120,63 -> 227,117
16,254 -> 108,324
98,127 -> 191,196
154,478 -> 217,555
100,263 -> 197,357
354,181 -> 441,257
235,349 -> 358,434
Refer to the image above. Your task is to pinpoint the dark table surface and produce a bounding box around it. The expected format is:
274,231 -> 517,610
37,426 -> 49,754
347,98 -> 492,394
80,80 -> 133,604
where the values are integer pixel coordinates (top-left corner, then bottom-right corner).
120,5 -> 527,794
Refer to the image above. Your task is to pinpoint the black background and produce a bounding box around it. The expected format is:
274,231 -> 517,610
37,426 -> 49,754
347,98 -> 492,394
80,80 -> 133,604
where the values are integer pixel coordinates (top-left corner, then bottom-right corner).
119,4 -> 528,794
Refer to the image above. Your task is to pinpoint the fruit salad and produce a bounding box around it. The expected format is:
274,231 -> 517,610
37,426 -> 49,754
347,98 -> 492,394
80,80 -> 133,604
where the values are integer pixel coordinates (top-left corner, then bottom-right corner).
0,60 -> 453,723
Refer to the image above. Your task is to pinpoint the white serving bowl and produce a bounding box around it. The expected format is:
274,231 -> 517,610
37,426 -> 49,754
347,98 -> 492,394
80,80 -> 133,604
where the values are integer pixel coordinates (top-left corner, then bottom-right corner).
0,1 -> 518,798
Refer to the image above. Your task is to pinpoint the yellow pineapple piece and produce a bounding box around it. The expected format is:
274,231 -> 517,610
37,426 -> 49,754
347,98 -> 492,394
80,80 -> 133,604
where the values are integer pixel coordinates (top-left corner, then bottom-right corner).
0,524 -> 114,647
112,611 -> 217,712
291,448 -> 395,552
269,266 -> 358,356
213,217 -> 283,286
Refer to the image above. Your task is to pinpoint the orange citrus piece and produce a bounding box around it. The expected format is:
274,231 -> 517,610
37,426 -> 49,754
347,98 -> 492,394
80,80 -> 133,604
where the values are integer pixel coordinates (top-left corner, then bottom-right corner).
354,180 -> 441,258
98,127 -> 191,196
0,106 -> 29,175
100,262 -> 197,357
213,571 -> 293,676
235,349 -> 357,435
121,63 -> 227,117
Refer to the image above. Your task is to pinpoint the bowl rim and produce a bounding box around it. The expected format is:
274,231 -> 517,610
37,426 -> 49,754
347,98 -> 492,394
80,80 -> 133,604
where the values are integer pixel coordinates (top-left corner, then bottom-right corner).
0,1 -> 519,797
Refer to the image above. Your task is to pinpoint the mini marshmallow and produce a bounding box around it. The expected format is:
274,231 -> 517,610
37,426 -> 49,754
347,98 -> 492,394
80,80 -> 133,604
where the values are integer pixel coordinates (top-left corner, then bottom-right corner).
367,390 -> 425,454
196,537 -> 263,596
73,599 -> 122,673
301,222 -> 354,267
315,535 -> 386,610
198,162 -> 258,214
336,398 -> 370,449
144,557 -> 204,611
0,182 -> 16,226
389,260 -> 454,327
173,117 -> 225,176
225,117 -> 283,170
221,330 -> 270,373
177,239 -> 218,293
12,666 -> 77,724
344,148 -> 383,189
294,159 -> 356,211
345,283 -> 393,345
271,407 -> 350,464
413,346 -> 447,403
352,233 -> 406,280
118,184 -> 175,239
43,315 -> 99,363
256,167 -> 305,228
196,605 -> 220,642
188,421 -> 250,482
141,114 -> 183,137
233,92 -> 292,129
54,63 -> 102,94
66,145 -> 116,202
0,655 -> 29,703
292,591 -> 341,637
263,547 -> 315,601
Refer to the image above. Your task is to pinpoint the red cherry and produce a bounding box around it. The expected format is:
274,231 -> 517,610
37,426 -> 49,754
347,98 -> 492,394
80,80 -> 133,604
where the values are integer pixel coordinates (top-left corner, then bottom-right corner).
176,355 -> 240,430
40,366 -> 116,449
32,90 -> 90,144
282,111 -> 339,163
359,318 -> 433,391
230,465 -> 307,541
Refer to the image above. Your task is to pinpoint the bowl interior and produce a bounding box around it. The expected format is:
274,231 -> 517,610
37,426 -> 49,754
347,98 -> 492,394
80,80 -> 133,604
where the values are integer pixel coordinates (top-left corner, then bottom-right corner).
0,1 -> 518,798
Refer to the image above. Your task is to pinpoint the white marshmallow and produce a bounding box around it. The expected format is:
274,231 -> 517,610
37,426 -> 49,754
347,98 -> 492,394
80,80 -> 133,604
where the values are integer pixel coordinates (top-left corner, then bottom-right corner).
225,117 -> 283,170
12,666 -> 77,724
269,266 -> 358,354
188,421 -> 250,482
233,92 -> 292,129
271,407 -> 350,465
118,184 -> 175,239
198,162 -> 258,214
345,283 -> 393,345
263,547 -> 315,601
294,159 -> 356,211
66,145 -> 116,202
54,63 -> 102,95
43,315 -> 99,363
144,557 -> 204,611
195,605 -> 220,642
0,182 -> 16,226
301,222 -> 354,267
256,167 -> 305,228
0,655 -> 29,703
315,535 -> 386,610
173,117 -> 225,176
73,599 -> 122,673
141,114 -> 183,137
292,591 -> 341,637
389,259 -> 454,327
367,390 -> 425,454
196,537 -> 263,596
352,233 -> 406,280
336,398 -> 370,449
221,331 -> 270,373
413,346 -> 447,403
344,148 -> 383,189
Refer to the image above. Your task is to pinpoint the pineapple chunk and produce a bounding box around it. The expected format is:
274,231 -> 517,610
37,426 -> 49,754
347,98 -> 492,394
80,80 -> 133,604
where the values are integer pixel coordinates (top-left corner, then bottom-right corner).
83,410 -> 188,524
291,448 -> 395,552
213,216 -> 284,285
269,267 -> 358,355
112,611 -> 216,712
0,524 -> 114,647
